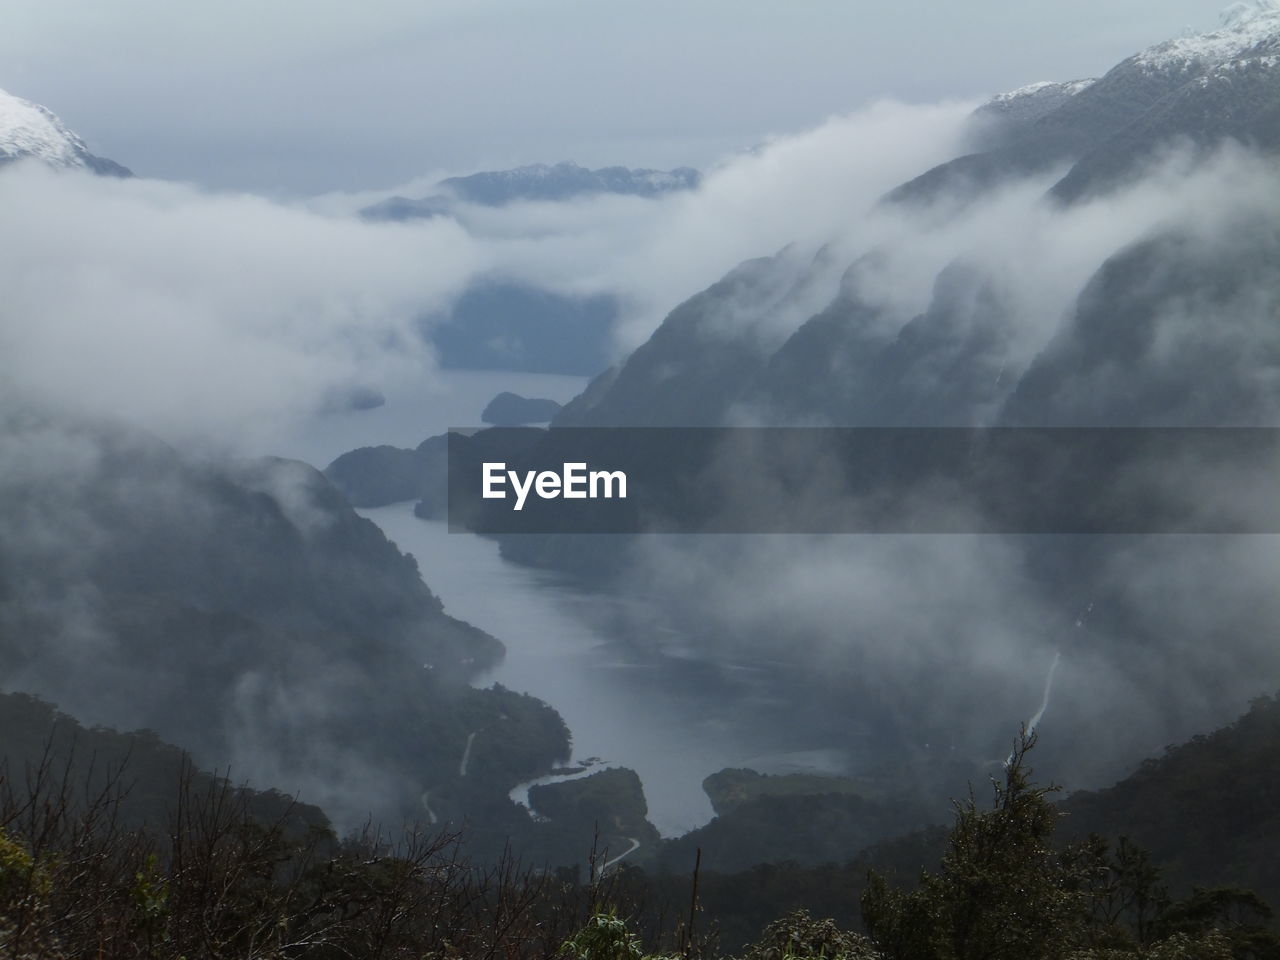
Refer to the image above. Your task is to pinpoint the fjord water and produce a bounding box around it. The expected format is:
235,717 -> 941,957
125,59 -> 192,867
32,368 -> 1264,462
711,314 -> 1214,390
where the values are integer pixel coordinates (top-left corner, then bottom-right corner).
360,502 -> 853,835
281,368 -> 851,836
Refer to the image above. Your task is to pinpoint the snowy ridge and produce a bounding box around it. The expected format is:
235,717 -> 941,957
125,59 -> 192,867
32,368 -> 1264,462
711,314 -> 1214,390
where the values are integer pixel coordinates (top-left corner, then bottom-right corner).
1133,0 -> 1280,70
1198,51 -> 1280,82
0,87 -> 129,176
976,78 -> 1097,124
979,2 -> 1279,124
988,78 -> 1097,104
0,87 -> 92,167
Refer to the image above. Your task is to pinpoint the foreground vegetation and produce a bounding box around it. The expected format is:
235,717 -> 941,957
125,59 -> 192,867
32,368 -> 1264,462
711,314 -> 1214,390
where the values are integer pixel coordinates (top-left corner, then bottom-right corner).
3,724 -> 1278,959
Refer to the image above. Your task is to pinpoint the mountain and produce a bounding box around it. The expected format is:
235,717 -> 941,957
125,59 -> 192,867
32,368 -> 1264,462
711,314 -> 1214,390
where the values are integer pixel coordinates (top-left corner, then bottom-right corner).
0,409 -> 571,831
555,3 -> 1280,431
1002,223 -> 1280,426
454,5 -> 1280,811
897,2 -> 1280,205
359,194 -> 456,222
1060,691 -> 1280,905
361,160 -> 700,221
481,391 -> 562,425
0,87 -> 131,176
640,695 -> 1280,953
1049,2 -> 1280,202
659,769 -> 934,874
971,78 -> 1098,127
325,433 -> 448,509
441,160 -> 701,204
426,279 -> 618,375
0,691 -> 332,838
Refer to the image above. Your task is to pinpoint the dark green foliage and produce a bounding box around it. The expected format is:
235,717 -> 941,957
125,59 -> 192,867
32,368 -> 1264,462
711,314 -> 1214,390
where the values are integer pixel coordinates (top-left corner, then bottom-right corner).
0,749 -> 649,959
1063,693 -> 1280,908
861,732 -> 1079,960
0,692 -> 330,837
561,911 -> 648,960
0,412 -> 581,835
530,769 -> 650,828
858,732 -> 1280,960
702,770 -> 868,816
523,768 -> 661,872
662,772 -> 930,874
740,909 -> 881,960
2,711 -> 1278,959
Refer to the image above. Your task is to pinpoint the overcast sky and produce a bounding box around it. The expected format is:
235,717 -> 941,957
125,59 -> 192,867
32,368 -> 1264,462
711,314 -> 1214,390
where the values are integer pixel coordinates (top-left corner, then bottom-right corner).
3,0 -> 1237,196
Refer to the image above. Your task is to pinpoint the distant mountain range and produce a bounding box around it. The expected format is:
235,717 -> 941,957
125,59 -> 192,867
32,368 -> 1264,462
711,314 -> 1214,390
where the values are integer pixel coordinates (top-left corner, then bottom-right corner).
361,159 -> 700,221
0,87 -> 130,175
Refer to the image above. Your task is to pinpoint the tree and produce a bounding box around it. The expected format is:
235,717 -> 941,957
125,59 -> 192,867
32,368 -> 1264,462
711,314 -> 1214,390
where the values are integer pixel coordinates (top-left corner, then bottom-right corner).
861,729 -> 1081,960
860,730 -> 1280,960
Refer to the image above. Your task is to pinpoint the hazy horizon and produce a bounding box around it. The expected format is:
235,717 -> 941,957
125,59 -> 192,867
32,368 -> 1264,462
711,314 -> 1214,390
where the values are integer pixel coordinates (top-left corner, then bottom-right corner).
3,0 -> 1244,195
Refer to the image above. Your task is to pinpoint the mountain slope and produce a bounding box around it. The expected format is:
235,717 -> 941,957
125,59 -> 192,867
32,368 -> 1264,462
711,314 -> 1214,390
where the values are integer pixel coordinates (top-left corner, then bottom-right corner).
554,5 -> 1280,431
0,691 -> 331,837
0,409 -> 575,830
894,2 -> 1280,205
460,7 -> 1280,822
1060,691 -> 1280,904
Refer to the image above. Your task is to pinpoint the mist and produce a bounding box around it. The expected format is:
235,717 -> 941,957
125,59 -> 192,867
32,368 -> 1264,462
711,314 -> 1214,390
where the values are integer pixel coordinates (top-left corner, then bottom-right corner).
3,77 -> 1280,841
0,100 -> 977,452
596,140 -> 1280,798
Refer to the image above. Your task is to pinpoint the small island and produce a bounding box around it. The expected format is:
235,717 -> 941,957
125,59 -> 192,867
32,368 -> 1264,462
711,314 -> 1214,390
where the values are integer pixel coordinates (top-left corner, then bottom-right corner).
481,392 -> 563,426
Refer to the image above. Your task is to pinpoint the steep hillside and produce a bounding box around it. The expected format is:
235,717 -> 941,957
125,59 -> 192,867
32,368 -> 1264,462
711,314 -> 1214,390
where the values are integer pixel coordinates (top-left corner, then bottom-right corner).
0,410 -> 571,830
1061,691 -> 1280,904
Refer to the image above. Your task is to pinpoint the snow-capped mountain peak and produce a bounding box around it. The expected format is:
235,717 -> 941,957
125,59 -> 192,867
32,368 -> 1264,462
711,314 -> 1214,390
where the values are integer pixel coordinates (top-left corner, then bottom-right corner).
0,88 -> 88,166
0,87 -> 130,176
1133,0 -> 1280,70
1221,0 -> 1280,29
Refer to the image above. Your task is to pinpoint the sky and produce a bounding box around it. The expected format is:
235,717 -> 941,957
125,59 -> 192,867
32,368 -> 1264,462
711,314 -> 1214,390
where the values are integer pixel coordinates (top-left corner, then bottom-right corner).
1,0 -> 1240,195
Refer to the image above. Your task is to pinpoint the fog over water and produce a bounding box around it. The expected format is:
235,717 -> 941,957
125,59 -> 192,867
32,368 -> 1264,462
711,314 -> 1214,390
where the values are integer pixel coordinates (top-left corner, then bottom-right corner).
274,368 -> 857,836
364,501 -> 859,836
6,3 -> 1276,842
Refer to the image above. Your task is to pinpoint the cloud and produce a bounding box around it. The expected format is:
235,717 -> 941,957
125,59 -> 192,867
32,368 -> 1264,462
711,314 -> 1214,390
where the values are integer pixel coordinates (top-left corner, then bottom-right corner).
0,163 -> 487,448
0,100 -> 977,449
3,0 -> 1227,193
5,92 -> 1280,830
440,99 -> 980,355
586,139 -> 1280,792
